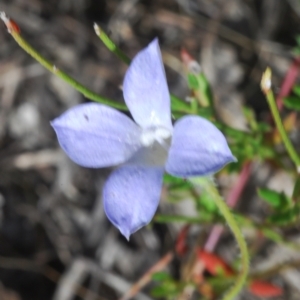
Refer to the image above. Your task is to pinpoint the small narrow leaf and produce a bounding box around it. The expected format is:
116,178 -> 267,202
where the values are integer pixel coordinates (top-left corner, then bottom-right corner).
197,249 -> 234,277
171,95 -> 192,113
292,85 -> 300,97
267,207 -> 299,226
257,188 -> 291,209
249,280 -> 283,297
152,272 -> 172,281
187,73 -> 200,89
283,96 -> 300,111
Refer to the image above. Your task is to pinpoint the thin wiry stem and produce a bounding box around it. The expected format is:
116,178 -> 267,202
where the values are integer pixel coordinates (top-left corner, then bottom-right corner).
0,12 -> 127,110
189,177 -> 249,300
262,67 -> 300,173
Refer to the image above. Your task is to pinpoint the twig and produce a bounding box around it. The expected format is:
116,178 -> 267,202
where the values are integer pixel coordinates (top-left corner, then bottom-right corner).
276,57 -> 300,109
119,252 -> 174,300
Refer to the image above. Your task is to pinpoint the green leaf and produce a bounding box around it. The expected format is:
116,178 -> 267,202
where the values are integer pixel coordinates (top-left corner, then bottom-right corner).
293,85 -> 300,97
164,174 -> 192,191
163,173 -> 184,184
152,272 -> 172,281
293,48 -> 300,56
170,95 -> 192,113
197,192 -> 218,213
197,106 -> 214,119
257,188 -> 292,209
256,122 -> 271,133
257,145 -> 276,159
197,73 -> 213,105
186,71 -> 212,107
283,96 -> 300,111
151,280 -> 179,298
190,97 -> 198,114
267,207 -> 299,226
187,73 -> 200,89
151,286 -> 169,297
295,35 -> 300,47
151,286 -> 178,298
243,107 -> 258,131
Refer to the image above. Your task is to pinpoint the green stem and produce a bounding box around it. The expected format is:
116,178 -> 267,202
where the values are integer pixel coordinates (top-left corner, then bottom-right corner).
262,68 -> 300,173
154,214 -> 211,224
94,24 -> 131,65
94,24 -> 193,114
10,31 -> 127,110
189,177 -> 249,300
156,210 -> 300,250
266,90 -> 300,172
210,187 -> 249,300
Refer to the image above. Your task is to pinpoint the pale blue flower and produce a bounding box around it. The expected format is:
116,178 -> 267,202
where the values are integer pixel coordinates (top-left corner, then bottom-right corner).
51,39 -> 236,240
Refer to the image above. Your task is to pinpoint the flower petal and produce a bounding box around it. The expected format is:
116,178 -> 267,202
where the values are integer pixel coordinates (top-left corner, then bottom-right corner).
103,165 -> 164,240
123,38 -> 172,130
51,103 -> 141,168
166,116 -> 236,177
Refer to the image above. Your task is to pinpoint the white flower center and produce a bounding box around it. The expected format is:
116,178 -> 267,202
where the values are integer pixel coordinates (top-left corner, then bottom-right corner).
127,127 -> 172,167
140,127 -> 172,147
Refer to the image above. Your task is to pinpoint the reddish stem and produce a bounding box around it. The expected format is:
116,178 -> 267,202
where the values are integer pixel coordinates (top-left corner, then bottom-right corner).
204,161 -> 252,252
119,252 -> 174,300
276,57 -> 300,109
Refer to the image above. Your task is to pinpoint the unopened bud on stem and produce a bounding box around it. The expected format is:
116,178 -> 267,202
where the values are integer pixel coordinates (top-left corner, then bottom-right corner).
0,11 -> 20,34
261,67 -> 272,94
93,23 -> 100,36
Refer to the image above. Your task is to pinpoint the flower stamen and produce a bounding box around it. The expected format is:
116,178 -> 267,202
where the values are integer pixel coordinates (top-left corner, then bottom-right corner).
140,127 -> 171,148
